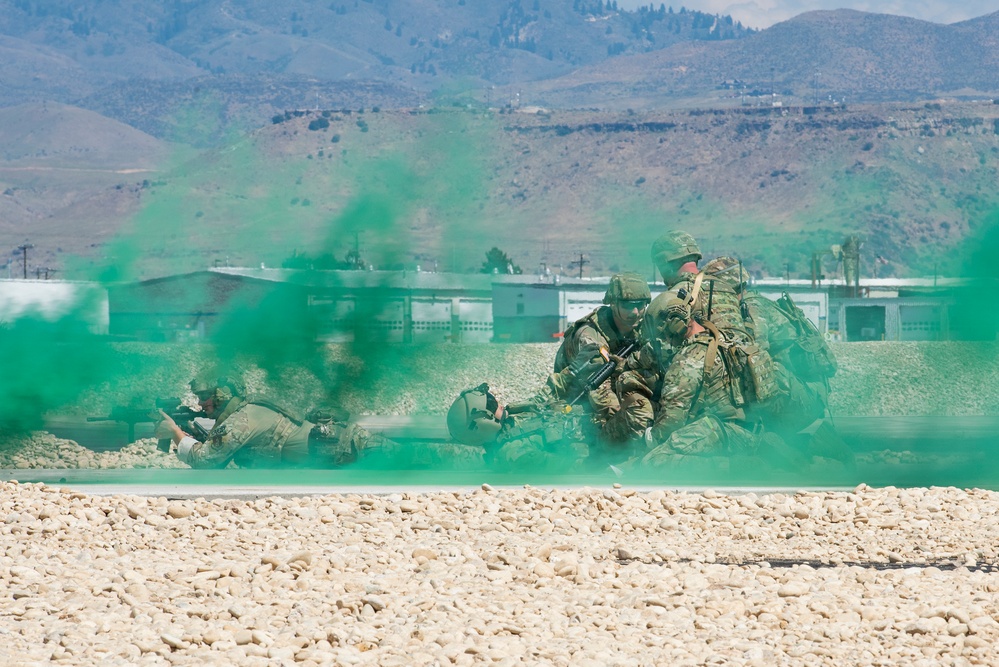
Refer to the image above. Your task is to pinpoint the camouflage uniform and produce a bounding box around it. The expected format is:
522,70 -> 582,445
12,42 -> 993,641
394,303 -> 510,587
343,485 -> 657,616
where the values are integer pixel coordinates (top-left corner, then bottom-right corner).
641,331 -> 756,468
177,396 -> 381,469
537,273 -> 653,448
634,265 -> 755,400
699,256 -> 832,430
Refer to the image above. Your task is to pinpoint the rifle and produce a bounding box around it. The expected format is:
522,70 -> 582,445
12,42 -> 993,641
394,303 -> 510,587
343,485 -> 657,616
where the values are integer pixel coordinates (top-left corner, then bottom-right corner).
88,398 -> 202,451
566,339 -> 639,409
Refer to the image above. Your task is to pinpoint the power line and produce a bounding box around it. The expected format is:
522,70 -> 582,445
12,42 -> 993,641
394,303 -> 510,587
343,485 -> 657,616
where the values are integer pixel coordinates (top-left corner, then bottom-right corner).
16,243 -> 34,279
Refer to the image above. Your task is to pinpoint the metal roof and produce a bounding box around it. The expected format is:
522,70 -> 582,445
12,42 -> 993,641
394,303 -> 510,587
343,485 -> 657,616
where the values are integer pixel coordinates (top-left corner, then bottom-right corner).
208,267 -> 507,292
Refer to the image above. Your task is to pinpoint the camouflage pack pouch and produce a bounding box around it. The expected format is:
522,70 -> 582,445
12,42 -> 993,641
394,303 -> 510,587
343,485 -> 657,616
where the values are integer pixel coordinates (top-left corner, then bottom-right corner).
737,342 -> 782,403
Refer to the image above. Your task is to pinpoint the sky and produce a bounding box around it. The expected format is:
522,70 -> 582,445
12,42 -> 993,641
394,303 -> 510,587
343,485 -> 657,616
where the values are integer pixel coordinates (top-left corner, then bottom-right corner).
614,0 -> 999,29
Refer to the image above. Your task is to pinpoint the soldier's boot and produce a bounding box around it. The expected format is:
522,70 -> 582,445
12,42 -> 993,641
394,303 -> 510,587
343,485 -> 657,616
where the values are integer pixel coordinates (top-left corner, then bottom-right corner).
756,431 -> 811,472
799,417 -> 854,467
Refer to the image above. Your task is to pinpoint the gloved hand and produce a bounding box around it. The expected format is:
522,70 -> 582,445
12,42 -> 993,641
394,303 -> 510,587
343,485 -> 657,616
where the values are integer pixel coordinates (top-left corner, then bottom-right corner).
615,370 -> 654,400
153,420 -> 175,440
154,409 -> 179,440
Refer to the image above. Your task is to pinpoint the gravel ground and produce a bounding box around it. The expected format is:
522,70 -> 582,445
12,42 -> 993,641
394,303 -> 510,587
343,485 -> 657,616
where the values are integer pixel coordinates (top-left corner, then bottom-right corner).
1,482 -> 998,666
0,436 -> 185,471
59,340 -> 999,418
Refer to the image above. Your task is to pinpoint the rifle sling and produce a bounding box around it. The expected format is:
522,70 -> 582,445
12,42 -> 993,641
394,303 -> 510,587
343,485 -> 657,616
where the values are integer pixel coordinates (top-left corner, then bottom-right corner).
689,271 -> 706,306
689,320 -> 723,418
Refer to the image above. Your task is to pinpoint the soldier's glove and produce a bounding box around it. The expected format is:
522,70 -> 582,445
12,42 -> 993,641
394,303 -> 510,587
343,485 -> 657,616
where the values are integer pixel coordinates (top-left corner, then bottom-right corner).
607,353 -> 628,374
615,370 -> 654,400
504,401 -> 539,416
153,419 -> 174,441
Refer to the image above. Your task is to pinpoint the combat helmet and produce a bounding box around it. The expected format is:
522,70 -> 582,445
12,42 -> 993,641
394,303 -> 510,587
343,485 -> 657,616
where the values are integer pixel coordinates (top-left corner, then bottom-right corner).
603,272 -> 652,306
189,376 -> 215,397
190,373 -> 246,405
702,256 -> 751,291
446,383 -> 503,447
651,230 -> 702,268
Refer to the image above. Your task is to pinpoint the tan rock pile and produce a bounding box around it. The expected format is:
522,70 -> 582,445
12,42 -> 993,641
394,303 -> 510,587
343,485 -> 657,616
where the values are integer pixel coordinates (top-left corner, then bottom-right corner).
1,482 -> 997,665
0,435 -> 185,470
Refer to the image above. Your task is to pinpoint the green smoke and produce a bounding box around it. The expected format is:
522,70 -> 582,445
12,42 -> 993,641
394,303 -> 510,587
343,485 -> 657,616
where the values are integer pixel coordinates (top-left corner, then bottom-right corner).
3,102 -> 999,491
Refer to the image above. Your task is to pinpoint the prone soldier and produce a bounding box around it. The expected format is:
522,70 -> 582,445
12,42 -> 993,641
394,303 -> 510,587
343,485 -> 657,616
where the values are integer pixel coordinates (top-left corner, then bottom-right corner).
157,375 -> 388,469
446,384 -> 589,472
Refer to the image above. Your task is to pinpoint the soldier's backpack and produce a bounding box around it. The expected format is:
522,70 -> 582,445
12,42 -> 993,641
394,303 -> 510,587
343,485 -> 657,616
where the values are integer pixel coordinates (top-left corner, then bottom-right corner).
725,340 -> 782,406
773,292 -> 838,381
701,322 -> 783,409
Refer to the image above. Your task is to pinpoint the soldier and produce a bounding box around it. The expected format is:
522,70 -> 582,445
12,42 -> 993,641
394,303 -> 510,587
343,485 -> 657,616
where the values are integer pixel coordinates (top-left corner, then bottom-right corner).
446,384 -> 588,472
701,256 -> 849,465
650,230 -> 752,342
533,272 -> 654,449
157,375 -> 386,469
634,295 -> 760,468
701,256 -> 834,423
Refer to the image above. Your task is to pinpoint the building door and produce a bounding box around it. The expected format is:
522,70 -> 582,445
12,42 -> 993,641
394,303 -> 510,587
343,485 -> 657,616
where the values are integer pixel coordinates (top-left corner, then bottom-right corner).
899,305 -> 941,341
845,305 -> 885,341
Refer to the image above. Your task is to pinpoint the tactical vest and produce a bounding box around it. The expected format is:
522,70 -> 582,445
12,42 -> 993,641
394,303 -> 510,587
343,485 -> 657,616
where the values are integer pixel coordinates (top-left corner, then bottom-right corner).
700,322 -> 782,410
554,306 -> 623,373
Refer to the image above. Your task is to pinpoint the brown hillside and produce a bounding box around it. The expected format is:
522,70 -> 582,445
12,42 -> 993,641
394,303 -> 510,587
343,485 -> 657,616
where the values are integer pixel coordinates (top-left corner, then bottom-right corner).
514,10 -> 999,110
9,102 -> 997,282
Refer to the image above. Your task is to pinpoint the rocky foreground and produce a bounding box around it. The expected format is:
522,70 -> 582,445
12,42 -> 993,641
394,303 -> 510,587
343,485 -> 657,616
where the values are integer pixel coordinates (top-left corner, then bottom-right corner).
2,481 -> 998,666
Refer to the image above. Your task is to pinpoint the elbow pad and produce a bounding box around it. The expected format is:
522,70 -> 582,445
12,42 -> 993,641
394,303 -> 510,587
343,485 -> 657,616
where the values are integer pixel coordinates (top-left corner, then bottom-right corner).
176,436 -> 197,464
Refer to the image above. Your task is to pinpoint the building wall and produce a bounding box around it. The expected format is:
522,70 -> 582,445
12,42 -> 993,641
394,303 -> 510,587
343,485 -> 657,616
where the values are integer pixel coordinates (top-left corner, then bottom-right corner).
832,297 -> 955,341
492,283 -> 563,342
98,271 -> 990,345
108,273 -> 306,341
312,295 -> 494,343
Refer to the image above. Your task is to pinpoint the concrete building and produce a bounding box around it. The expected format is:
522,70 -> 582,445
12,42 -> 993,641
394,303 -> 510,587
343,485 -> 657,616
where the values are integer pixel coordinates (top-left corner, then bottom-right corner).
106,268 -> 510,343
80,268 -> 996,344
492,275 -> 831,342
815,277 -> 968,342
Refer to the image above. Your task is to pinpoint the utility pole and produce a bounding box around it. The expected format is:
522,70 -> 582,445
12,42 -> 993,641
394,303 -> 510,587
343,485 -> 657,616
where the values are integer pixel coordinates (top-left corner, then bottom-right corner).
17,243 -> 33,279
569,253 -> 588,279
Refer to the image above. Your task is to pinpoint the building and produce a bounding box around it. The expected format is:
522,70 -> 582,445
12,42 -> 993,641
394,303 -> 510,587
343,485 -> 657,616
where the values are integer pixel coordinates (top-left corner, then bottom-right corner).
106,268 -> 509,343
492,275 -> 831,342
85,268 -> 997,344
817,277 -> 971,342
